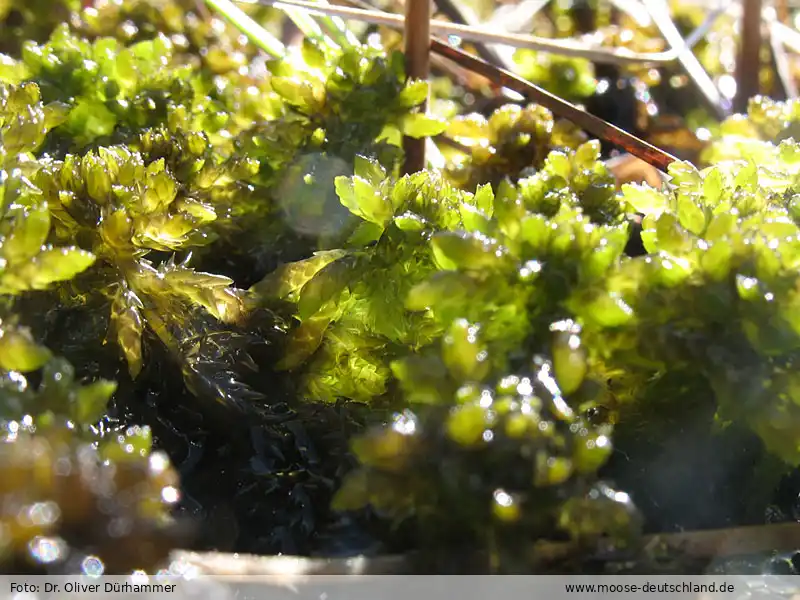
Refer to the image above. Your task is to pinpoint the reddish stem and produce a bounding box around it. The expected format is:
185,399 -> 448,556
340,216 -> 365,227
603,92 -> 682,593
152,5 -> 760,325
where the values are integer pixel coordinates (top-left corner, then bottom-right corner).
431,38 -> 678,172
402,0 -> 432,174
735,0 -> 763,113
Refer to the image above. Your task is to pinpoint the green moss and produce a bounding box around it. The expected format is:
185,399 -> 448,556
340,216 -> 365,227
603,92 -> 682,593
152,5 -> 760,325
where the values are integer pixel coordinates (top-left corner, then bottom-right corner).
3,0 -> 800,573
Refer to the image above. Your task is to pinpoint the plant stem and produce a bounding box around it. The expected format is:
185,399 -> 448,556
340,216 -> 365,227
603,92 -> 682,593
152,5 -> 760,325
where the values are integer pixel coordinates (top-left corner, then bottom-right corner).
430,39 -> 678,172
314,0 -> 360,47
735,0 -> 764,113
242,0 -> 726,66
402,0 -> 431,175
204,0 -> 286,57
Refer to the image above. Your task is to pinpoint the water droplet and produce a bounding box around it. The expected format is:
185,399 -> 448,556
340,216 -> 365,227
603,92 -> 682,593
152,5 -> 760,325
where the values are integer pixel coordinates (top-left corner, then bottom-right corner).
516,378 -> 533,396
28,536 -> 67,564
26,502 -> 61,527
82,555 -> 105,577
392,409 -> 417,436
161,486 -> 180,504
493,489 -> 512,507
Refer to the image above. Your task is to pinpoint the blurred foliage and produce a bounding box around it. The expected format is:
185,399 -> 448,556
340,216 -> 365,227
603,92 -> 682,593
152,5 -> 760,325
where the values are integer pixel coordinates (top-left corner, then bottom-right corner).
0,425 -> 184,574
0,0 -> 81,55
513,53 -> 596,102
334,362 -> 640,572
703,96 -> 800,165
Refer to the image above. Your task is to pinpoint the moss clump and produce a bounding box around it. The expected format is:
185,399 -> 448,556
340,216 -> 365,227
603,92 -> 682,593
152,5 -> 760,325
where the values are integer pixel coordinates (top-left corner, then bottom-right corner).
0,426 -> 183,574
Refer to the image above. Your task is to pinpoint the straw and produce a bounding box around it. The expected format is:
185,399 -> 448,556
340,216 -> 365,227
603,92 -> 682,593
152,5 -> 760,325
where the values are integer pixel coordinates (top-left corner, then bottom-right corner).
205,0 -> 286,57
238,0 -> 726,66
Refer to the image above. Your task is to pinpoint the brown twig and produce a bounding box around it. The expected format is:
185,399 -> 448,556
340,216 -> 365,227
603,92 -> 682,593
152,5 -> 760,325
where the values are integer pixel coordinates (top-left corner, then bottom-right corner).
174,522 -> 800,575
170,550 -> 412,576
777,0 -> 790,24
402,0 -> 432,174
430,39 -> 678,173
429,50 -> 483,89
643,522 -> 800,560
735,0 -> 764,113
535,522 -> 800,565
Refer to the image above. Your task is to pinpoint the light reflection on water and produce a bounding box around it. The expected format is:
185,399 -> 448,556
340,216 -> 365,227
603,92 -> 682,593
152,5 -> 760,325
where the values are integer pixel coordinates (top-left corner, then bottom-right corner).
276,153 -> 354,239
